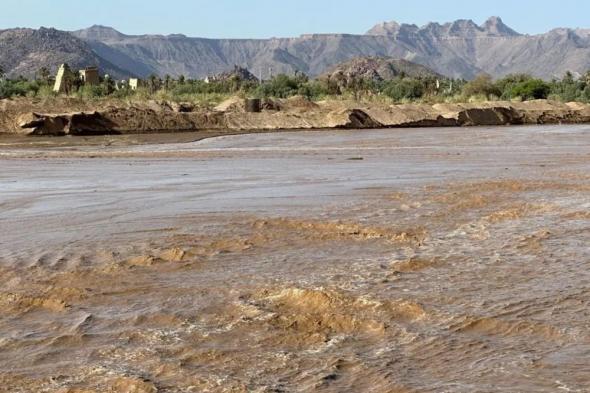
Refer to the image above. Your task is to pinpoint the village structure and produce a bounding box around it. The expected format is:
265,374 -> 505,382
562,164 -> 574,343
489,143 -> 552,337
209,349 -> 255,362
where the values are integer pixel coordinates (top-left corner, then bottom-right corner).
52,64 -> 257,94
53,64 -> 131,93
54,64 -> 102,93
78,67 -> 99,85
52,64 -> 73,93
128,78 -> 140,90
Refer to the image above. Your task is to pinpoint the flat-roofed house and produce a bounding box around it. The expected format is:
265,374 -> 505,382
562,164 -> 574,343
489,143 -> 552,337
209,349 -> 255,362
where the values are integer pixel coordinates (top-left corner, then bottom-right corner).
79,67 -> 100,86
129,78 -> 141,90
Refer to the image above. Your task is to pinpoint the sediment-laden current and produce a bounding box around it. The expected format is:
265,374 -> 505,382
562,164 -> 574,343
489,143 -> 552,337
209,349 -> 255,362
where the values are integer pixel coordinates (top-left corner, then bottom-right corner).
1,125 -> 589,392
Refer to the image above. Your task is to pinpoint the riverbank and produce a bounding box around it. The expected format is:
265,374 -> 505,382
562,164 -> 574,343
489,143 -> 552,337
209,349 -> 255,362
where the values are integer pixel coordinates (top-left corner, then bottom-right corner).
2,97 -> 590,136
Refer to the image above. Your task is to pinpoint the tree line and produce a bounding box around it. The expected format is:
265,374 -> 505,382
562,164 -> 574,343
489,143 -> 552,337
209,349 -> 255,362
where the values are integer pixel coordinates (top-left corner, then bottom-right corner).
2,64 -> 590,104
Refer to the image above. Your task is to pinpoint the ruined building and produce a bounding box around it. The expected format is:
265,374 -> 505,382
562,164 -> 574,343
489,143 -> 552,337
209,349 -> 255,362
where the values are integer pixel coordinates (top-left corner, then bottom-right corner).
79,67 -> 99,86
53,64 -> 74,93
54,64 -> 101,94
129,78 -> 140,90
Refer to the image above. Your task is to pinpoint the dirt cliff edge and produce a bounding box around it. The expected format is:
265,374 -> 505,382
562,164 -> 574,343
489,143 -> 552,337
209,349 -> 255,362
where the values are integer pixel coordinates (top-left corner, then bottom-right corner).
2,98 -> 590,136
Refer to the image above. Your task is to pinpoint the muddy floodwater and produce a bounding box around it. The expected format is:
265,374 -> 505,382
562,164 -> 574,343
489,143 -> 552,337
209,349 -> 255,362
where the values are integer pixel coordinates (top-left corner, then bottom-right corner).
1,125 -> 590,393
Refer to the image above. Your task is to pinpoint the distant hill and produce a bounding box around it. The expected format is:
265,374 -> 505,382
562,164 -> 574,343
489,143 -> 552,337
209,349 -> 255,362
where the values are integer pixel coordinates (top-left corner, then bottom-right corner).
0,27 -> 132,79
321,57 -> 443,82
2,17 -> 590,80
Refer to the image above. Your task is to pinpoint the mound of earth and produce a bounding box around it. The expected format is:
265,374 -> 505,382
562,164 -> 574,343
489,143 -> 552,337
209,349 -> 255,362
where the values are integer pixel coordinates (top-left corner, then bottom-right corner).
2,98 -> 590,136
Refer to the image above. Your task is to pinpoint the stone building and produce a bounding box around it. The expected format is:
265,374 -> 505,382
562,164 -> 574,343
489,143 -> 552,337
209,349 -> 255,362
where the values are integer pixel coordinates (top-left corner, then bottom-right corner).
79,67 -> 99,85
129,78 -> 141,90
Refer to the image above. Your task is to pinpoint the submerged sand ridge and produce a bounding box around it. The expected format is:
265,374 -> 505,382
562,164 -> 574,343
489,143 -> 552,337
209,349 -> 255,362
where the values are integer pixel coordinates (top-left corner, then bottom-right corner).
1,126 -> 590,392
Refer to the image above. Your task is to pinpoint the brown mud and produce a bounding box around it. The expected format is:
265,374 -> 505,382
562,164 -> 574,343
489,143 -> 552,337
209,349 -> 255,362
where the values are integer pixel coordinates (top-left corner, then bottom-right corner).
1,125 -> 590,392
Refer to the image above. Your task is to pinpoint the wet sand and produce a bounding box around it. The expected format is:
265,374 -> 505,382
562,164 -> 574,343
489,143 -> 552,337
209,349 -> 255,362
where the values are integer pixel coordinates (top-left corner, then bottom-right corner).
1,125 -> 590,392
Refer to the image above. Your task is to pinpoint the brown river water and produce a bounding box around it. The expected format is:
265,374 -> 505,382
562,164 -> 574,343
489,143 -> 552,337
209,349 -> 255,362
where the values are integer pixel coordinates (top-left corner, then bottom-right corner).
0,125 -> 589,392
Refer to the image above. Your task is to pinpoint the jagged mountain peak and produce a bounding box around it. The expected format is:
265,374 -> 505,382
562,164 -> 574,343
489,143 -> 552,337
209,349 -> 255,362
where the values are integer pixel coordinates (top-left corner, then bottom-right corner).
481,16 -> 520,36
449,19 -> 480,29
73,25 -> 126,42
368,17 -> 520,38
366,21 -> 401,36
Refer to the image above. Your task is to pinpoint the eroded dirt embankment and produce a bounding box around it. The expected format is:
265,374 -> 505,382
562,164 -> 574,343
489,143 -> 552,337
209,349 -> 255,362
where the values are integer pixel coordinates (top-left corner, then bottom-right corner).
2,97 -> 590,135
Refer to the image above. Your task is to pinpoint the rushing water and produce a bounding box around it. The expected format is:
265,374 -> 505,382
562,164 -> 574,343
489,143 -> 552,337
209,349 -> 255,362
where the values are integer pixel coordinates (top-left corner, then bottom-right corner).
1,125 -> 590,392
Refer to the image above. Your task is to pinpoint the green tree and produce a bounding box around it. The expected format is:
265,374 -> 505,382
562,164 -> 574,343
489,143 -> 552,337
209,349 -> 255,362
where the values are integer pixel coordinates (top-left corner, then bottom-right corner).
37,67 -> 51,82
382,78 -> 425,101
550,72 -> 584,101
147,74 -> 161,93
257,74 -> 307,98
348,76 -> 364,101
510,79 -> 551,100
494,74 -> 533,99
164,74 -> 172,91
462,74 -> 501,99
103,76 -> 116,95
562,71 -> 575,84
59,64 -> 78,95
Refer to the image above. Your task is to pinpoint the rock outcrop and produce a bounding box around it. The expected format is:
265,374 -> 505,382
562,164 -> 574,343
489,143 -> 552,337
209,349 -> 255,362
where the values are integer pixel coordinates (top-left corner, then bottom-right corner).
320,57 -> 442,84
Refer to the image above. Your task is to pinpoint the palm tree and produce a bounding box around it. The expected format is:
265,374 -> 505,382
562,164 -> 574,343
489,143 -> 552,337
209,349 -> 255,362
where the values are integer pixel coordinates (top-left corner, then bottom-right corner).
164,74 -> 172,91
0,65 -> 5,80
147,74 -> 160,93
61,64 -> 77,95
37,67 -> 50,82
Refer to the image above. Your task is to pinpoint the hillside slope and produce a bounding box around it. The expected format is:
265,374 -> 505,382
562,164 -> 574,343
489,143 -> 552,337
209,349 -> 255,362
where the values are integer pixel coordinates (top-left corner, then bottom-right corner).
0,27 -> 133,78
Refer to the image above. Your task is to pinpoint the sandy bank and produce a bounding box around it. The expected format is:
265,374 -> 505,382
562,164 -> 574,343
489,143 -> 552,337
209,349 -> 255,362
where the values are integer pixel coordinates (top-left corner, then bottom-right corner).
2,97 -> 590,136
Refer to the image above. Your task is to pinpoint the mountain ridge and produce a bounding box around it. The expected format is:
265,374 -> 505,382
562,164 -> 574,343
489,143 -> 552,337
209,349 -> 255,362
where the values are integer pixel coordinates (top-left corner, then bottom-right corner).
2,17 -> 590,80
367,17 -> 521,38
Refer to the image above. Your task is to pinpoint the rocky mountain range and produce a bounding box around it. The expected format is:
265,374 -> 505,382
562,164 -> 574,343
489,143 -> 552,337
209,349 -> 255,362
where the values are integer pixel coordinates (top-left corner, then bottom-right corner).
2,17 -> 590,80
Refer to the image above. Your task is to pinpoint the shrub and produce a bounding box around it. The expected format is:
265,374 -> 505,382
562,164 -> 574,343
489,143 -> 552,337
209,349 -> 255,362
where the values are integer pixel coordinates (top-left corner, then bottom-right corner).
382,78 -> 425,101
462,74 -> 502,99
0,79 -> 40,98
510,79 -> 551,100
76,84 -> 106,99
256,74 -> 308,98
550,78 -> 585,102
296,80 -> 330,100
494,74 -> 534,99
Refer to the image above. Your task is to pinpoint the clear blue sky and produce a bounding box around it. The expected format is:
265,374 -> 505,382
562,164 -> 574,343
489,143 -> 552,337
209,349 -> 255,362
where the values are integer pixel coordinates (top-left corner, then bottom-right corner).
1,0 -> 588,38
